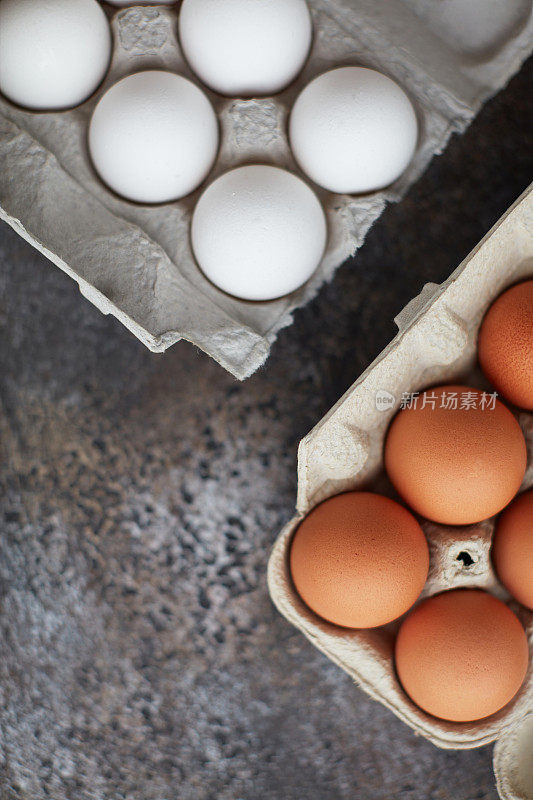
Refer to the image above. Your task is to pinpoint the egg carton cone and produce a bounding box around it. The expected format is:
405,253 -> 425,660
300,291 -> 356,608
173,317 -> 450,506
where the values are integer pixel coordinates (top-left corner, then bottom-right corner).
1,2 -> 533,379
267,184 -> 533,752
494,711 -> 533,800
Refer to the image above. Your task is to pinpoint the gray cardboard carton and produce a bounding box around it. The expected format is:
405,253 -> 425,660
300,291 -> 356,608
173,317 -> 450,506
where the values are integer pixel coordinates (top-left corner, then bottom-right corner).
1,1 -> 532,378
267,185 -> 533,797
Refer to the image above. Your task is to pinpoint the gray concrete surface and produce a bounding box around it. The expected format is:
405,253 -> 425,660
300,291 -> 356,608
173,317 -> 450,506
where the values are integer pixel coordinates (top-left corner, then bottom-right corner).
0,58 -> 532,800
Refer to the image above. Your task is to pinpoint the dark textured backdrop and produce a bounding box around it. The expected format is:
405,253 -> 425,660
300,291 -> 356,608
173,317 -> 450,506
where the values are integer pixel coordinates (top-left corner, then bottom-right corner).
0,58 -> 531,800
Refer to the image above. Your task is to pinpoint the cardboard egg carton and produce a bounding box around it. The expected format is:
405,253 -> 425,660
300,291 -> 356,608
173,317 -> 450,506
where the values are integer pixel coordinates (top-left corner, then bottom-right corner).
1,2 -> 532,379
267,185 -> 533,777
494,711 -> 533,800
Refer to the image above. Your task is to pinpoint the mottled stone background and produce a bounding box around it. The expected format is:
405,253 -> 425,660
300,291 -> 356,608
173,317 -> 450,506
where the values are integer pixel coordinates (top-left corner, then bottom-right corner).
0,59 -> 531,800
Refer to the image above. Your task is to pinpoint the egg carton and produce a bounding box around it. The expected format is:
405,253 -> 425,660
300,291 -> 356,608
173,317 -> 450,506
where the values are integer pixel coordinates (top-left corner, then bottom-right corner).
1,2 -> 533,379
267,185 -> 533,796
494,712 -> 533,800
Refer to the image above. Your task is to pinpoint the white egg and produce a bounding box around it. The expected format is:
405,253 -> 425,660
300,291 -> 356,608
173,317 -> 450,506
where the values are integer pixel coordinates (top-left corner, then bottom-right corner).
0,0 -> 112,111
191,166 -> 327,301
179,0 -> 313,97
88,71 -> 219,204
290,67 -> 418,194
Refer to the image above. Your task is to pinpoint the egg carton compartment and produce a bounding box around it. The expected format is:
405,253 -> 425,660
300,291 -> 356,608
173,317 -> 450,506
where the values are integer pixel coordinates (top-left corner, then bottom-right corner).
0,2 -> 532,379
401,0 -> 532,62
267,184 -> 533,752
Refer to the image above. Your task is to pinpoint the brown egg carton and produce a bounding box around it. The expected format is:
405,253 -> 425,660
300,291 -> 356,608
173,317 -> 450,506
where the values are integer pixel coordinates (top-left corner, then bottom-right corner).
267,185 -> 533,765
1,2 -> 533,378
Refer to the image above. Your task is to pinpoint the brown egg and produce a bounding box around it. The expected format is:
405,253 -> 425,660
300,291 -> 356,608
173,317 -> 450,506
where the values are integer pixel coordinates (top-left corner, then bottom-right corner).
384,385 -> 527,525
289,492 -> 429,629
479,279 -> 533,410
493,490 -> 533,610
395,589 -> 529,722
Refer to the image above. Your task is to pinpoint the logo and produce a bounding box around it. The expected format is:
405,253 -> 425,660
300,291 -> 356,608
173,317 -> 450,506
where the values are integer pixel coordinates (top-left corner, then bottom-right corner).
375,390 -> 395,412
